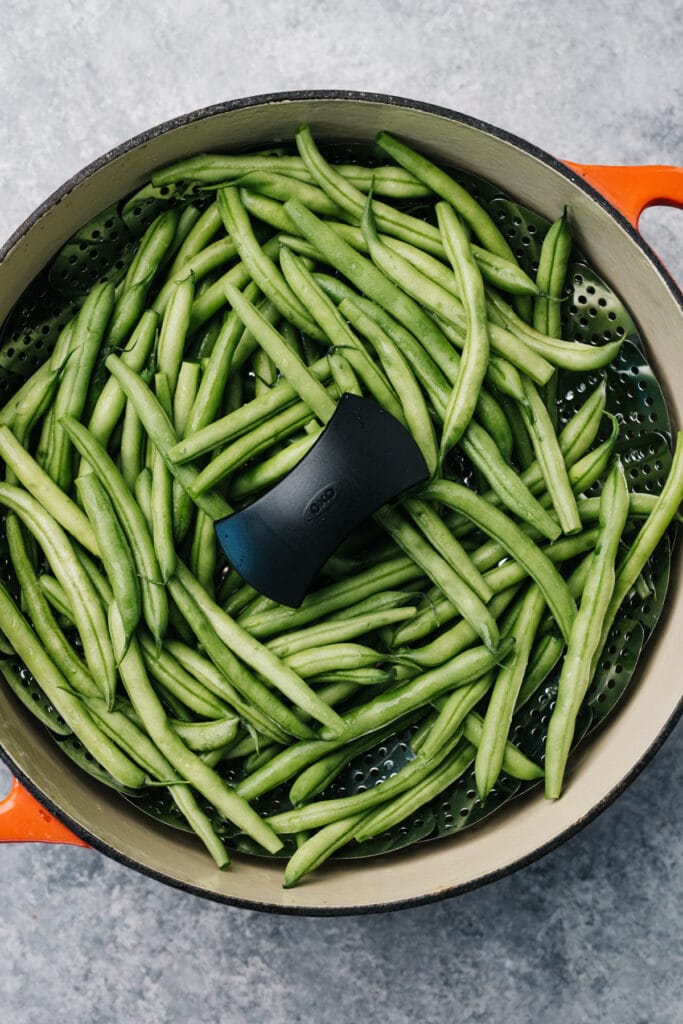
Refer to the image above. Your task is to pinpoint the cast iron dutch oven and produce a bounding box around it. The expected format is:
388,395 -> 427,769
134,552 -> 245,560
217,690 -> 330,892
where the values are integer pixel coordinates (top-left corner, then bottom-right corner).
0,92 -> 682,914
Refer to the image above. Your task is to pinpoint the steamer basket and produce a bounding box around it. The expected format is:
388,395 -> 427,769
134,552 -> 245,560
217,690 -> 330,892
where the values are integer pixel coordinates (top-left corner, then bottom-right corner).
0,92 -> 681,914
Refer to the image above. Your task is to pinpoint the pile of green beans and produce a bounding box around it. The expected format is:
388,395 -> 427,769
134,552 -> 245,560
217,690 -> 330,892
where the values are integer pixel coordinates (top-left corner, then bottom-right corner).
0,127 -> 681,888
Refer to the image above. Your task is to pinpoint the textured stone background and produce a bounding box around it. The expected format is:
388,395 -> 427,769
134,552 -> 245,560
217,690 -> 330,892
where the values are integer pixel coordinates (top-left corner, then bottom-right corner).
0,2 -> 681,1021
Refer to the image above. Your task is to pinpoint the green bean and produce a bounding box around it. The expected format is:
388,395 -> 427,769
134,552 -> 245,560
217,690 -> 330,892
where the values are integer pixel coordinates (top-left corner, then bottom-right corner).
156,275 -> 195,394
136,634 -> 231,719
187,236 -> 280,333
318,275 -> 515,456
174,562 -> 347,735
163,639 -> 291,745
310,669 -> 392,687
376,506 -> 500,653
475,584 -> 547,799
488,289 -> 623,370
134,467 -> 153,526
102,355 -> 231,526
354,741 -> 476,844
434,201 -> 491,456
283,812 -> 366,887
519,376 -> 581,533
319,641 -> 511,745
237,170 -> 347,216
545,461 -> 629,798
122,209 -> 179,295
86,310 -> 159,447
224,282 -> 334,419
284,197 -> 484,381
327,351 -> 359,396
226,582 -> 261,617
338,293 -> 438,472
153,238 -> 238,319
402,586 -> 521,671
230,429 -> 320,500
461,419 -> 561,540
167,576 -> 315,741
172,361 -> 202,436
600,434 -> 683,657
61,415 -> 169,646
170,716 -> 240,753
38,573 -> 75,622
268,723 -> 467,833
376,131 -> 516,261
76,473 -> 141,642
0,582 -> 144,786
46,282 -> 115,489
0,362 -> 57,431
170,355 -> 330,463
189,510 -> 217,598
534,212 -> 571,425
289,734 -> 383,807
297,125 -> 446,258
417,675 -> 494,762
109,603 -> 282,853
240,555 -> 425,639
267,607 -> 417,659
166,202 -> 224,278
284,643 -> 386,679
278,245 -> 404,421
422,479 -> 576,640
106,210 -> 178,348
311,192 -> 551,388
0,484 -> 116,706
189,395 -> 319,495
404,497 -> 492,601
0,425 -> 98,554
280,214 -> 539,298
216,187 -> 325,340
119,398 -> 144,492
6,516 -> 99,700
534,211 -> 572,337
153,152 -> 432,193
147,374 -> 177,583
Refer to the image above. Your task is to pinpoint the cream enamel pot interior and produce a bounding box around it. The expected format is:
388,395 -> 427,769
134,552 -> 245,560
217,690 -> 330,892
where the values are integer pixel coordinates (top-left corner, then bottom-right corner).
0,92 -> 682,915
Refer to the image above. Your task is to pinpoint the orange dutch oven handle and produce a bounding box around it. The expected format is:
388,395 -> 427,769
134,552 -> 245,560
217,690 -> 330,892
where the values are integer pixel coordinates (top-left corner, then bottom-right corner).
0,160 -> 681,850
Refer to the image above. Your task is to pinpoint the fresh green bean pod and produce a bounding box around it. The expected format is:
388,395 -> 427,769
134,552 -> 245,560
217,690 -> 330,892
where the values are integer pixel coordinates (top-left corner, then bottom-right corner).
216,187 -> 325,340
421,479 -> 577,641
60,416 -> 169,647
475,583 -> 547,799
0,484 -> 117,706
0,582 -> 144,787
76,473 -> 141,642
376,131 -> 516,261
354,741 -> 476,844
109,603 -> 282,853
375,505 -> 500,653
435,201 -> 491,456
46,281 -> 115,489
174,562 -> 347,735
545,461 -> 630,798
86,310 -> 159,447
278,245 -> 404,422
0,425 -> 99,554
519,376 -> 581,534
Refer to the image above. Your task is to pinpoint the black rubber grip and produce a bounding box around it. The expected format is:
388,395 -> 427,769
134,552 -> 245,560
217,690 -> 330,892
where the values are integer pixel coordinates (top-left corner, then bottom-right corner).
215,393 -> 429,607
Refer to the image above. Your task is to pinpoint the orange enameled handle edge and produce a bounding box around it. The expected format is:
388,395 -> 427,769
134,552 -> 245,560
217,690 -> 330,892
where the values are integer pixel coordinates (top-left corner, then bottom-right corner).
0,776 -> 87,846
564,163 -> 683,228
1,161 -> 681,848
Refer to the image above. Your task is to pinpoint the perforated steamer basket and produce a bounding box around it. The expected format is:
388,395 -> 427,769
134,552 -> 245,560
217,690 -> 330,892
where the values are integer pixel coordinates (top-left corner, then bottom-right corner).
0,92 -> 682,915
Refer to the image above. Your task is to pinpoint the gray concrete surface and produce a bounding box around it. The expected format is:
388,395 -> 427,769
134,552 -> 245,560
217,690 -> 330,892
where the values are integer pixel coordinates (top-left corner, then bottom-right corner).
1,1 -> 681,1021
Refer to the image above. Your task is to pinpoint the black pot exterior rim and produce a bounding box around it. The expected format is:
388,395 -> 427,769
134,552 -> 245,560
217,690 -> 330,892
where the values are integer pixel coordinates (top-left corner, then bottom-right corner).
1,89 -> 682,916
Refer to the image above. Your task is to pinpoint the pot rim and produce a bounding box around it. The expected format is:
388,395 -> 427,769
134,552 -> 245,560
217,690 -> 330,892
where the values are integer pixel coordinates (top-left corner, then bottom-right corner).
1,89 -> 681,915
